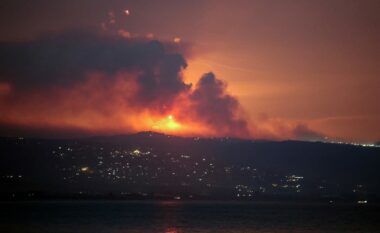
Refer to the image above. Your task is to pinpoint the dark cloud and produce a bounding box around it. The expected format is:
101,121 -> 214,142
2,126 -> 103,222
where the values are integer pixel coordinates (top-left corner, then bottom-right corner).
0,31 -> 190,107
190,72 -> 250,137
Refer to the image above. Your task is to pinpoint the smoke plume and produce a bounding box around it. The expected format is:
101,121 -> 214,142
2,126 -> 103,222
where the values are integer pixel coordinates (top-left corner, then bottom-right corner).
0,31 -> 250,138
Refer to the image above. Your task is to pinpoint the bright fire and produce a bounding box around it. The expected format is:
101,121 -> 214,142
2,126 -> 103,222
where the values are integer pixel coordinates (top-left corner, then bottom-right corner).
0,71 -> 246,138
152,115 -> 182,132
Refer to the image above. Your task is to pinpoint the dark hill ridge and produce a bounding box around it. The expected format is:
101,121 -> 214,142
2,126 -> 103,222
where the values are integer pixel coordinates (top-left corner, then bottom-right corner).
0,133 -> 379,200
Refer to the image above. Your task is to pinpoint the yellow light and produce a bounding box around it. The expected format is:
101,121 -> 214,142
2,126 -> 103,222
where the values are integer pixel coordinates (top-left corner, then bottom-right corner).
132,149 -> 141,156
167,120 -> 180,130
152,115 -> 181,131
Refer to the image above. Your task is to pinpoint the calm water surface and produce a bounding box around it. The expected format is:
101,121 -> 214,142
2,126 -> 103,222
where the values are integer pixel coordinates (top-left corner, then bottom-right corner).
1,201 -> 379,233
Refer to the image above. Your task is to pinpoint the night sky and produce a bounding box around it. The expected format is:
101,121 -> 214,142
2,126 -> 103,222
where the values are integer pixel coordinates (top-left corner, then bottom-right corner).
0,0 -> 379,143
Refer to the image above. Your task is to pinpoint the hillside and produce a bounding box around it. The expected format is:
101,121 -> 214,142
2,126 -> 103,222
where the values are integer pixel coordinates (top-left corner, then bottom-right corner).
1,132 -> 379,201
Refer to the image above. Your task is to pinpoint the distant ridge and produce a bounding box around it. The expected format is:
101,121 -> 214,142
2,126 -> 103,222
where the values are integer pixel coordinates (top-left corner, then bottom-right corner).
2,131 -> 379,148
1,132 -> 380,201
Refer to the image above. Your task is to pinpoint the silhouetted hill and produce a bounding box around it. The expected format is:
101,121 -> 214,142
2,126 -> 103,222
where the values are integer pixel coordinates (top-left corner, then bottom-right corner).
1,133 -> 379,201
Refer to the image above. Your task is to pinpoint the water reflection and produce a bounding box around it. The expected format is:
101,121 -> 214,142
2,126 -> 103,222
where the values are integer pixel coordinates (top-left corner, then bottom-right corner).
1,201 -> 379,233
158,201 -> 183,233
165,228 -> 179,233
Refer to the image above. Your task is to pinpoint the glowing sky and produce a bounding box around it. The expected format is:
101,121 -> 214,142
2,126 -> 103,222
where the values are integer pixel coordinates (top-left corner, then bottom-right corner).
0,0 -> 379,142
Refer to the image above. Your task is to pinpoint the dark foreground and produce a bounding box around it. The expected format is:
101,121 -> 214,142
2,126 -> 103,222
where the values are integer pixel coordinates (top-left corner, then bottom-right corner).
1,201 -> 379,233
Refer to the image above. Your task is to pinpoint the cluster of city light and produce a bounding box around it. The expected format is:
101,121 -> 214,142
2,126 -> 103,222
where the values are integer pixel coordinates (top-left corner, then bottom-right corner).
5,142 -> 364,199
322,138 -> 380,148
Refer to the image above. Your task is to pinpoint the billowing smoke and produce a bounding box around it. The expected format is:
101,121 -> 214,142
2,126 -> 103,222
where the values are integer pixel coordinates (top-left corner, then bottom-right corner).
189,73 -> 250,137
0,31 -> 190,109
0,31 -> 250,138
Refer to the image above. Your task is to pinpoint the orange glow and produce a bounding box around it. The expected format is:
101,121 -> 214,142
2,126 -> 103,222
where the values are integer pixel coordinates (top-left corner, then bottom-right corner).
152,115 -> 181,132
165,230 -> 178,233
0,72 -> 218,137
0,1 -> 379,143
0,69 -> 317,140
0,66 -> 330,141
